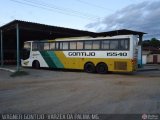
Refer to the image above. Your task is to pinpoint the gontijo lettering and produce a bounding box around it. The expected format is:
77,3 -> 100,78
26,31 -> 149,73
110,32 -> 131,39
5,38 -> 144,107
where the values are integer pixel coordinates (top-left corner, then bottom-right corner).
68,52 -> 95,56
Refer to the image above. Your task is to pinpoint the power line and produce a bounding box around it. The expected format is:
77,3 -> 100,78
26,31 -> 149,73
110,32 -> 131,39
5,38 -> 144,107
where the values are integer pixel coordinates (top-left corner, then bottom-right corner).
10,0 -> 100,21
25,0 -> 99,18
76,0 -> 113,11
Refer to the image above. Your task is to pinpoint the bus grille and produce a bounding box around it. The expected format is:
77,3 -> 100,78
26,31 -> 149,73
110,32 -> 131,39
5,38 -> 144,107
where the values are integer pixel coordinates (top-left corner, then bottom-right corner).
114,62 -> 127,70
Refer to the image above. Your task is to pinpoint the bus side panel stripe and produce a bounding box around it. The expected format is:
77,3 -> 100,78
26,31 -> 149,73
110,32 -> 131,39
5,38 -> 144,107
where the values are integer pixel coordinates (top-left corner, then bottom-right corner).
40,51 -> 57,68
47,51 -> 64,68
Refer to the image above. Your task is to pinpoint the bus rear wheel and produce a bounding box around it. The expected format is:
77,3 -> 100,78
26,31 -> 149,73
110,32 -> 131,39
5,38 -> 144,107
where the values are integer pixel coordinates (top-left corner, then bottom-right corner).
96,63 -> 108,74
84,62 -> 95,73
32,61 -> 40,69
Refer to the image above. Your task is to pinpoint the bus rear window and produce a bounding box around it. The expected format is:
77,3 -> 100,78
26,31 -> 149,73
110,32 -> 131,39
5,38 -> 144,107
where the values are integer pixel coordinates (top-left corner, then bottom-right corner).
119,39 -> 129,50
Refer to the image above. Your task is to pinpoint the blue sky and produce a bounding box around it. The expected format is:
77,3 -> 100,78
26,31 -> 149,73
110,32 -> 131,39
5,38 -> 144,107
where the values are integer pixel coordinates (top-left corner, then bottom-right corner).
0,0 -> 159,39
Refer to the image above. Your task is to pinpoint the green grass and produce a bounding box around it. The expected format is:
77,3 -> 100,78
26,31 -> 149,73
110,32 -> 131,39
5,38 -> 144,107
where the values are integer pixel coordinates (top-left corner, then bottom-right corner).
10,70 -> 29,77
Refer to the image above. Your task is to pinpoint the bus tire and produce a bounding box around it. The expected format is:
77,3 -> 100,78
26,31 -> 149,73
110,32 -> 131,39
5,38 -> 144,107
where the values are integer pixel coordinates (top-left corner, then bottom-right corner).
84,62 -> 95,73
96,63 -> 108,74
32,60 -> 40,69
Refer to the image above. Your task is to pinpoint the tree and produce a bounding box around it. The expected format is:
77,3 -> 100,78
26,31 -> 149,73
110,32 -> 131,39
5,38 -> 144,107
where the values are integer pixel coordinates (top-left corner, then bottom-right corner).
142,40 -> 150,47
150,38 -> 160,48
142,38 -> 160,48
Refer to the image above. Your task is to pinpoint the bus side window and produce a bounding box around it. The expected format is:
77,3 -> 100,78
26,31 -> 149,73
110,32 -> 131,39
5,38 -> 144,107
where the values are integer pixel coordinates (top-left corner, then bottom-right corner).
32,42 -> 38,51
44,43 -> 50,50
50,42 -> 55,50
125,39 -> 129,49
70,42 -> 77,50
110,40 -> 118,50
120,40 -> 125,50
59,42 -> 63,50
119,39 -> 129,50
93,41 -> 100,49
62,42 -> 69,50
84,41 -> 92,49
55,42 -> 59,50
77,41 -> 83,50
101,40 -> 109,50
38,42 -> 44,51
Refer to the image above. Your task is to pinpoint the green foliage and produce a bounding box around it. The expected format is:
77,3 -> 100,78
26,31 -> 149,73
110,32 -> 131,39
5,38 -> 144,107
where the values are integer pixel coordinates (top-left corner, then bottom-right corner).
142,40 -> 150,47
150,38 -> 160,48
142,38 -> 160,48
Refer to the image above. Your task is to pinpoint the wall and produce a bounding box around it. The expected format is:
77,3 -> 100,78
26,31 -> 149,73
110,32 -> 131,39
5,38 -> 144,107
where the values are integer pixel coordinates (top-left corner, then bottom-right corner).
142,55 -> 147,64
147,54 -> 160,64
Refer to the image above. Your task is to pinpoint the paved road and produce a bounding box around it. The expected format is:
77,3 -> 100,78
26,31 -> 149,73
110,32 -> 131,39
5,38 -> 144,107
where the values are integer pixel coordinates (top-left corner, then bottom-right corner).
0,67 -> 160,114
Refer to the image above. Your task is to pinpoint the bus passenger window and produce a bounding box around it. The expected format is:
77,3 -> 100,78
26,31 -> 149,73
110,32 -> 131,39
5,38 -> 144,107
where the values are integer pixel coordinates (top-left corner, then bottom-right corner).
63,42 -> 69,50
50,43 -> 55,50
124,39 -> 129,49
120,39 -> 129,50
101,40 -> 109,49
120,40 -> 125,50
38,42 -> 44,51
77,42 -> 83,50
59,42 -> 63,49
84,41 -> 92,49
44,43 -> 50,50
93,41 -> 100,49
70,42 -> 77,49
110,40 -> 118,50
55,42 -> 59,50
32,42 -> 38,51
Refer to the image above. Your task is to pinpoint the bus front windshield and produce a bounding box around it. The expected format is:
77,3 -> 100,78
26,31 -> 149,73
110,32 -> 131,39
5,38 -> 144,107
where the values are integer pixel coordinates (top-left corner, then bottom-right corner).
22,42 -> 31,60
24,42 -> 31,51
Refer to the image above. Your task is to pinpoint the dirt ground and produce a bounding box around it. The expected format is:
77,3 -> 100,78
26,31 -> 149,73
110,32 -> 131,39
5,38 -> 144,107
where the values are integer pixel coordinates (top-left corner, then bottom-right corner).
0,65 -> 160,114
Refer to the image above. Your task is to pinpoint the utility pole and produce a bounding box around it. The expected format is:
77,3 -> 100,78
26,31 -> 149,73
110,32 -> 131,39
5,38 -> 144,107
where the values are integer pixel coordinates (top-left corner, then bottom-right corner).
16,24 -> 20,71
1,30 -> 3,67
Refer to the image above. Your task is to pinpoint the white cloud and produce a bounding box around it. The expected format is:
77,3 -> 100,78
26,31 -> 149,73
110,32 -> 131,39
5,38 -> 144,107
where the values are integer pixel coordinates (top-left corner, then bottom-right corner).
85,0 -> 160,39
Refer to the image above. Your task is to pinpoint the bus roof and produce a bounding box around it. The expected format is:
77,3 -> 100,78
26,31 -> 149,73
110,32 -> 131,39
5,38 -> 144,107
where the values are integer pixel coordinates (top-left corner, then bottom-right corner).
25,34 -> 137,43
54,34 -> 136,41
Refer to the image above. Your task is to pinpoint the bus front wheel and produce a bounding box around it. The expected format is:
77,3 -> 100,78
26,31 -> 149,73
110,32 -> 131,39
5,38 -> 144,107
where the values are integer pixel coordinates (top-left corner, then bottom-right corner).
84,62 -> 95,73
32,61 -> 40,69
96,63 -> 108,74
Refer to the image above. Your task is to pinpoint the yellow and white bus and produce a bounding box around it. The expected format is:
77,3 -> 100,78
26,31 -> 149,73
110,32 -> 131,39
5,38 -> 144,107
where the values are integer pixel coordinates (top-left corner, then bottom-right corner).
21,35 -> 138,73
